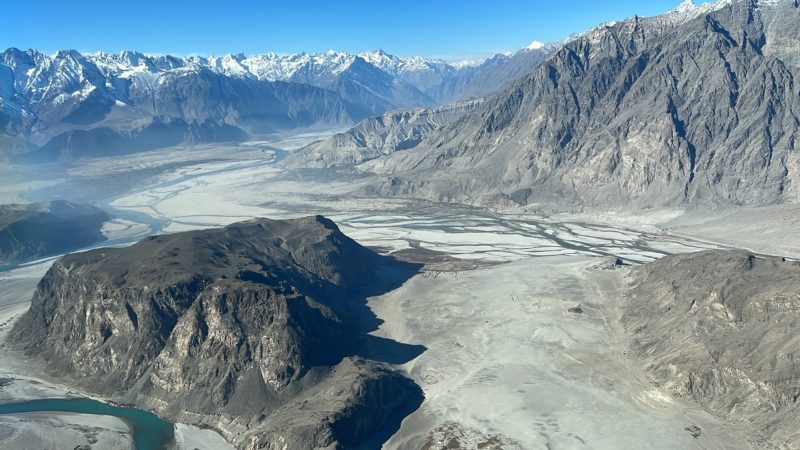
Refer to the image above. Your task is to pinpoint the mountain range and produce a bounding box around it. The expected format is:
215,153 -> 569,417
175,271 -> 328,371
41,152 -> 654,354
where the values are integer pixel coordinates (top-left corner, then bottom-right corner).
303,0 -> 800,210
6,0 -> 798,210
0,45 -> 553,162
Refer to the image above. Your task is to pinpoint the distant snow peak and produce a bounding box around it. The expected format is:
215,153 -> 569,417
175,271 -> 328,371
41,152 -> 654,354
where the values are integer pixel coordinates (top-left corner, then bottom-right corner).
450,59 -> 483,69
669,0 -> 734,17
526,40 -> 545,50
673,0 -> 697,13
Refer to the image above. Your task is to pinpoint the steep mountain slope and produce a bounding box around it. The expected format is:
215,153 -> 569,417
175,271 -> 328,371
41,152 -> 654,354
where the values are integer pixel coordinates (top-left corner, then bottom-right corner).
0,200 -> 108,264
0,104 -> 30,160
366,50 -> 469,103
286,99 -> 482,168
285,45 -> 554,171
388,45 -> 554,104
363,0 -> 800,209
623,250 -> 800,447
11,216 -> 423,449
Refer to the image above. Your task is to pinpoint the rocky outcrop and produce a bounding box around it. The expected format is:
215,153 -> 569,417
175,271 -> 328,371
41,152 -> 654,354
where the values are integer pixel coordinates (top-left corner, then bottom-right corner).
285,99 -> 481,169
623,250 -> 800,447
11,216 -> 424,449
419,422 -> 525,450
0,200 -> 108,264
362,0 -> 800,209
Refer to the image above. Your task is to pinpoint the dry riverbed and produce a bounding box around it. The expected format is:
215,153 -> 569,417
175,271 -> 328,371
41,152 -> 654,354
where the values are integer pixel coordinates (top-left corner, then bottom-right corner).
1,138 -> 790,449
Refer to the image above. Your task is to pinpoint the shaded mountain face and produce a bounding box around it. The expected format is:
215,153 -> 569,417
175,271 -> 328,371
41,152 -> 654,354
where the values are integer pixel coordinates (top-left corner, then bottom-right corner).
362,0 -> 800,209
11,216 -> 424,449
623,250 -> 800,447
13,116 -> 249,163
0,46 -> 553,162
0,200 -> 108,264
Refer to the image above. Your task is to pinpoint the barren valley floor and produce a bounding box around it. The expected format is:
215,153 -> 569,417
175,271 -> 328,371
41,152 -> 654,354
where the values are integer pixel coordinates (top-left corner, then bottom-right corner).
1,136 -> 797,449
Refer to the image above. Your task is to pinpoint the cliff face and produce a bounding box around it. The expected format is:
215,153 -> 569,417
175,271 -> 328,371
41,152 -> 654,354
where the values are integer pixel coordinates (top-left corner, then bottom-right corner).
12,216 -> 424,449
623,250 -> 800,446
0,200 -> 108,264
361,0 -> 800,209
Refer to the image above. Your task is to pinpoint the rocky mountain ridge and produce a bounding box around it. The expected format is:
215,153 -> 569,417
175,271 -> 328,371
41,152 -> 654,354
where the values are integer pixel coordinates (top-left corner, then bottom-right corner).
286,99 -> 483,168
319,0 -> 800,210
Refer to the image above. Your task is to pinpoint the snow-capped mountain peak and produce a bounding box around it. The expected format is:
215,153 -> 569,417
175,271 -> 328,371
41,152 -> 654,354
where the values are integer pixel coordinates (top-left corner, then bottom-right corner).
666,0 -> 736,21
0,36 -> 556,148
673,0 -> 699,13
526,40 -> 545,50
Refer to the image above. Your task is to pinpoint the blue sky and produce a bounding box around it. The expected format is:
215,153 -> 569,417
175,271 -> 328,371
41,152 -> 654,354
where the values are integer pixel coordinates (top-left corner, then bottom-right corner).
4,0 -> 715,60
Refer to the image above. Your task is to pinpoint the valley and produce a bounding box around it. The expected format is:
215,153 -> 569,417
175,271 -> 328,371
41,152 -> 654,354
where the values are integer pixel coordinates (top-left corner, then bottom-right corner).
1,133 -> 793,449
3,0 -> 800,448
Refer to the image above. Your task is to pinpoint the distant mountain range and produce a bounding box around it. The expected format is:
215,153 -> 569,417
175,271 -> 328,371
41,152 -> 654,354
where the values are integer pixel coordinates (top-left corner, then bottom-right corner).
0,44 -> 553,162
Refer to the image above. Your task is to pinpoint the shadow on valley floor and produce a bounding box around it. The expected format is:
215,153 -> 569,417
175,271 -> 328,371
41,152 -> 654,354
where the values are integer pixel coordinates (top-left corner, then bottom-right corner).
348,259 -> 428,365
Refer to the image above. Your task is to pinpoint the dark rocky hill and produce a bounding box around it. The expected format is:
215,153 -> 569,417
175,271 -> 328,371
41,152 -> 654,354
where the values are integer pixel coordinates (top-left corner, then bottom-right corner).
11,216 -> 424,449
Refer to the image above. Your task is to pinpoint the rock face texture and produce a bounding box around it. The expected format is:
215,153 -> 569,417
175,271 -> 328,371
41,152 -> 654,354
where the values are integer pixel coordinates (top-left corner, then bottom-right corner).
419,422 -> 525,450
623,250 -> 800,447
286,99 -> 482,169
285,47 -> 555,172
359,0 -> 800,209
0,200 -> 108,264
12,216 -> 424,449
